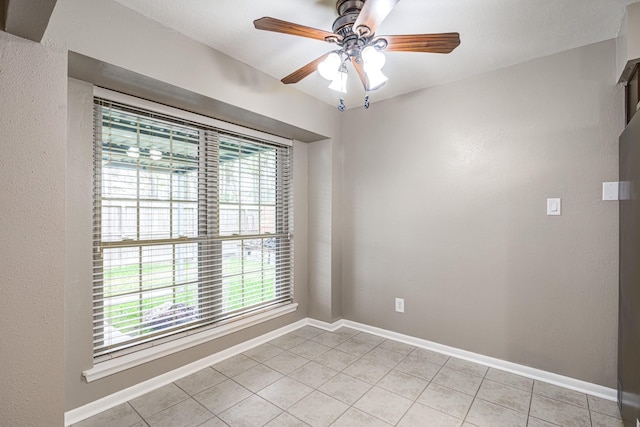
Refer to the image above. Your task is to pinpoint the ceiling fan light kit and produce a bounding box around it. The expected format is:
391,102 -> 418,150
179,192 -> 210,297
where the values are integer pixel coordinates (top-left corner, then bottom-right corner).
254,0 -> 460,111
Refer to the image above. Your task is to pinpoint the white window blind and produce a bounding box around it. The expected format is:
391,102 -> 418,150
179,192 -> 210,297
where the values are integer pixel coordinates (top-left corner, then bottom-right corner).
93,98 -> 293,357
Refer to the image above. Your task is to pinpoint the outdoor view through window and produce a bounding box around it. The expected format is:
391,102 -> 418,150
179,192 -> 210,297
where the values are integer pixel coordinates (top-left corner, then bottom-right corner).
92,99 -> 293,357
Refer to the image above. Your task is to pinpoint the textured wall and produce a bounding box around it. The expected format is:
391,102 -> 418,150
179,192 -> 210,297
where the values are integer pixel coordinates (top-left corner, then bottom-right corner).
308,140 -> 333,322
0,31 -> 66,424
341,40 -> 622,387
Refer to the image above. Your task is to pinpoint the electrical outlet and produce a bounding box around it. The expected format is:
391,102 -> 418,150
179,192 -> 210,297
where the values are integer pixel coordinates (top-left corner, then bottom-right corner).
395,298 -> 405,313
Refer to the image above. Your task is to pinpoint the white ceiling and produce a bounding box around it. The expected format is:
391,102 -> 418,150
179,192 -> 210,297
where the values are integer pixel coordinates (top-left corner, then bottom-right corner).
114,0 -> 637,109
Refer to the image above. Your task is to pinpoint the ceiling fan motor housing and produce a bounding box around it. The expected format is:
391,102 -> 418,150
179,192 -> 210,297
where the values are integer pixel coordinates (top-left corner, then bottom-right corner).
333,0 -> 365,37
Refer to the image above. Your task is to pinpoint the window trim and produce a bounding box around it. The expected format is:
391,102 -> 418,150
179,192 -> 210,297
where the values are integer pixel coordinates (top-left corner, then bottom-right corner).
84,302 -> 298,382
86,87 -> 296,379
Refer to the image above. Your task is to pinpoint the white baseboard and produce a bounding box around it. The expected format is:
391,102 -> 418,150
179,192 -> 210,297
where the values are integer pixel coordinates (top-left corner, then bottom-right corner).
314,319 -> 617,402
65,317 -> 617,425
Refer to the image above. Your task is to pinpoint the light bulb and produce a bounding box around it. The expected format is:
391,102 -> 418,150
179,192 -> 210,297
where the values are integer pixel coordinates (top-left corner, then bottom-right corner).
328,70 -> 348,93
362,46 -> 385,71
126,146 -> 140,158
318,53 -> 341,80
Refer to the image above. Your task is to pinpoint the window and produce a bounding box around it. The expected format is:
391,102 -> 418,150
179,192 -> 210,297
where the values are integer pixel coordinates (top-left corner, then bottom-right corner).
92,97 -> 293,358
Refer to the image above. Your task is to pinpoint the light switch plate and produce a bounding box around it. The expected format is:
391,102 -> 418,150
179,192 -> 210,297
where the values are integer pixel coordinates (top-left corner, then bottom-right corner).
602,182 -> 620,201
547,198 -> 561,216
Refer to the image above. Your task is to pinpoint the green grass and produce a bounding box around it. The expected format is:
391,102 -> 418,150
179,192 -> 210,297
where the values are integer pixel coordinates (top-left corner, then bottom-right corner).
102,257 -> 277,338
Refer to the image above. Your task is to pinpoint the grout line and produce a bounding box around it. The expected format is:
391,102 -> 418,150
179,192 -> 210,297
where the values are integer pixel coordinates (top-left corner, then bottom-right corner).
126,402 -> 147,427
526,382 -> 534,426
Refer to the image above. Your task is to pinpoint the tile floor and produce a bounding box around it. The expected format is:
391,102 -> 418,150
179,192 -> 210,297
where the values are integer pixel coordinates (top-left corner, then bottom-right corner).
72,326 -> 623,427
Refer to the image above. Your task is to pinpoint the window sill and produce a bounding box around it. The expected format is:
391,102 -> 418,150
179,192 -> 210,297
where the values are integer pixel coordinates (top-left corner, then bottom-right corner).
83,302 -> 298,382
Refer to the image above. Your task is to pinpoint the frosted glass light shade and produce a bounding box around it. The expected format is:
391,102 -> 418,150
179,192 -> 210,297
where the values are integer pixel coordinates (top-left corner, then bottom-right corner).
366,68 -> 388,90
362,46 -> 385,70
318,53 -> 341,80
328,70 -> 348,93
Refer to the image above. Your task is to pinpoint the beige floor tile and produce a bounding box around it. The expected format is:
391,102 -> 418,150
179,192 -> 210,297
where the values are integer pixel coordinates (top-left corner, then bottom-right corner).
212,354 -> 258,377
533,381 -> 588,408
476,379 -> 531,413
352,332 -> 386,346
332,407 -> 392,426
145,398 -> 213,427
343,358 -> 391,384
288,361 -> 338,388
193,379 -> 252,414
588,395 -> 622,418
380,339 -> 416,355
292,326 -> 325,340
289,340 -> 331,359
526,416 -> 559,427
591,411 -> 624,427
218,394 -> 282,427
242,342 -> 284,363
129,383 -> 189,419
335,338 -> 376,357
174,367 -> 226,396
288,390 -> 349,427
263,412 -> 310,427
529,394 -> 591,426
310,331 -> 350,347
407,348 -> 450,366
195,416 -> 228,427
263,351 -> 309,374
258,377 -> 313,409
313,348 -> 359,371
232,364 -> 283,392
362,346 -> 408,368
318,372 -> 372,405
432,367 -> 483,396
395,357 -> 443,381
354,386 -> 413,425
417,383 -> 474,419
398,402 -> 463,427
333,327 -> 360,338
376,369 -> 429,400
465,398 -> 527,427
484,368 -> 533,392
70,403 -> 142,427
444,358 -> 488,378
269,333 -> 307,350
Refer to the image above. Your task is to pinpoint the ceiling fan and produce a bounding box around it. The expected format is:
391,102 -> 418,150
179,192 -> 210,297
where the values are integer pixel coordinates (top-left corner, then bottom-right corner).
254,0 -> 460,109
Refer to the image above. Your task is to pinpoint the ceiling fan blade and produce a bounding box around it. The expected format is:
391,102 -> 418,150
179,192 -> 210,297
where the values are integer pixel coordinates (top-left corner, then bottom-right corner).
382,33 -> 461,53
353,0 -> 400,36
350,57 -> 370,91
254,17 -> 340,42
281,53 -> 331,84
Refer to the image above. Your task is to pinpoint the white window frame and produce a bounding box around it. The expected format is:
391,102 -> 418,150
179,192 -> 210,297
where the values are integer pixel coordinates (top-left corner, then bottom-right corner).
84,87 -> 296,382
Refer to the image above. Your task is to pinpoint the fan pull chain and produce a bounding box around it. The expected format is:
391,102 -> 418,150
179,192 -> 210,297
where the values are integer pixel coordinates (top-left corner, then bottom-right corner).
364,94 -> 370,109
338,97 -> 346,112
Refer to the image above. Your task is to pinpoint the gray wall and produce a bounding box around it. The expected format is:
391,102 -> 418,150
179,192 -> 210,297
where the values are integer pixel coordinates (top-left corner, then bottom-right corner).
341,40 -> 622,387
0,31 -> 67,424
49,0 -> 342,410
